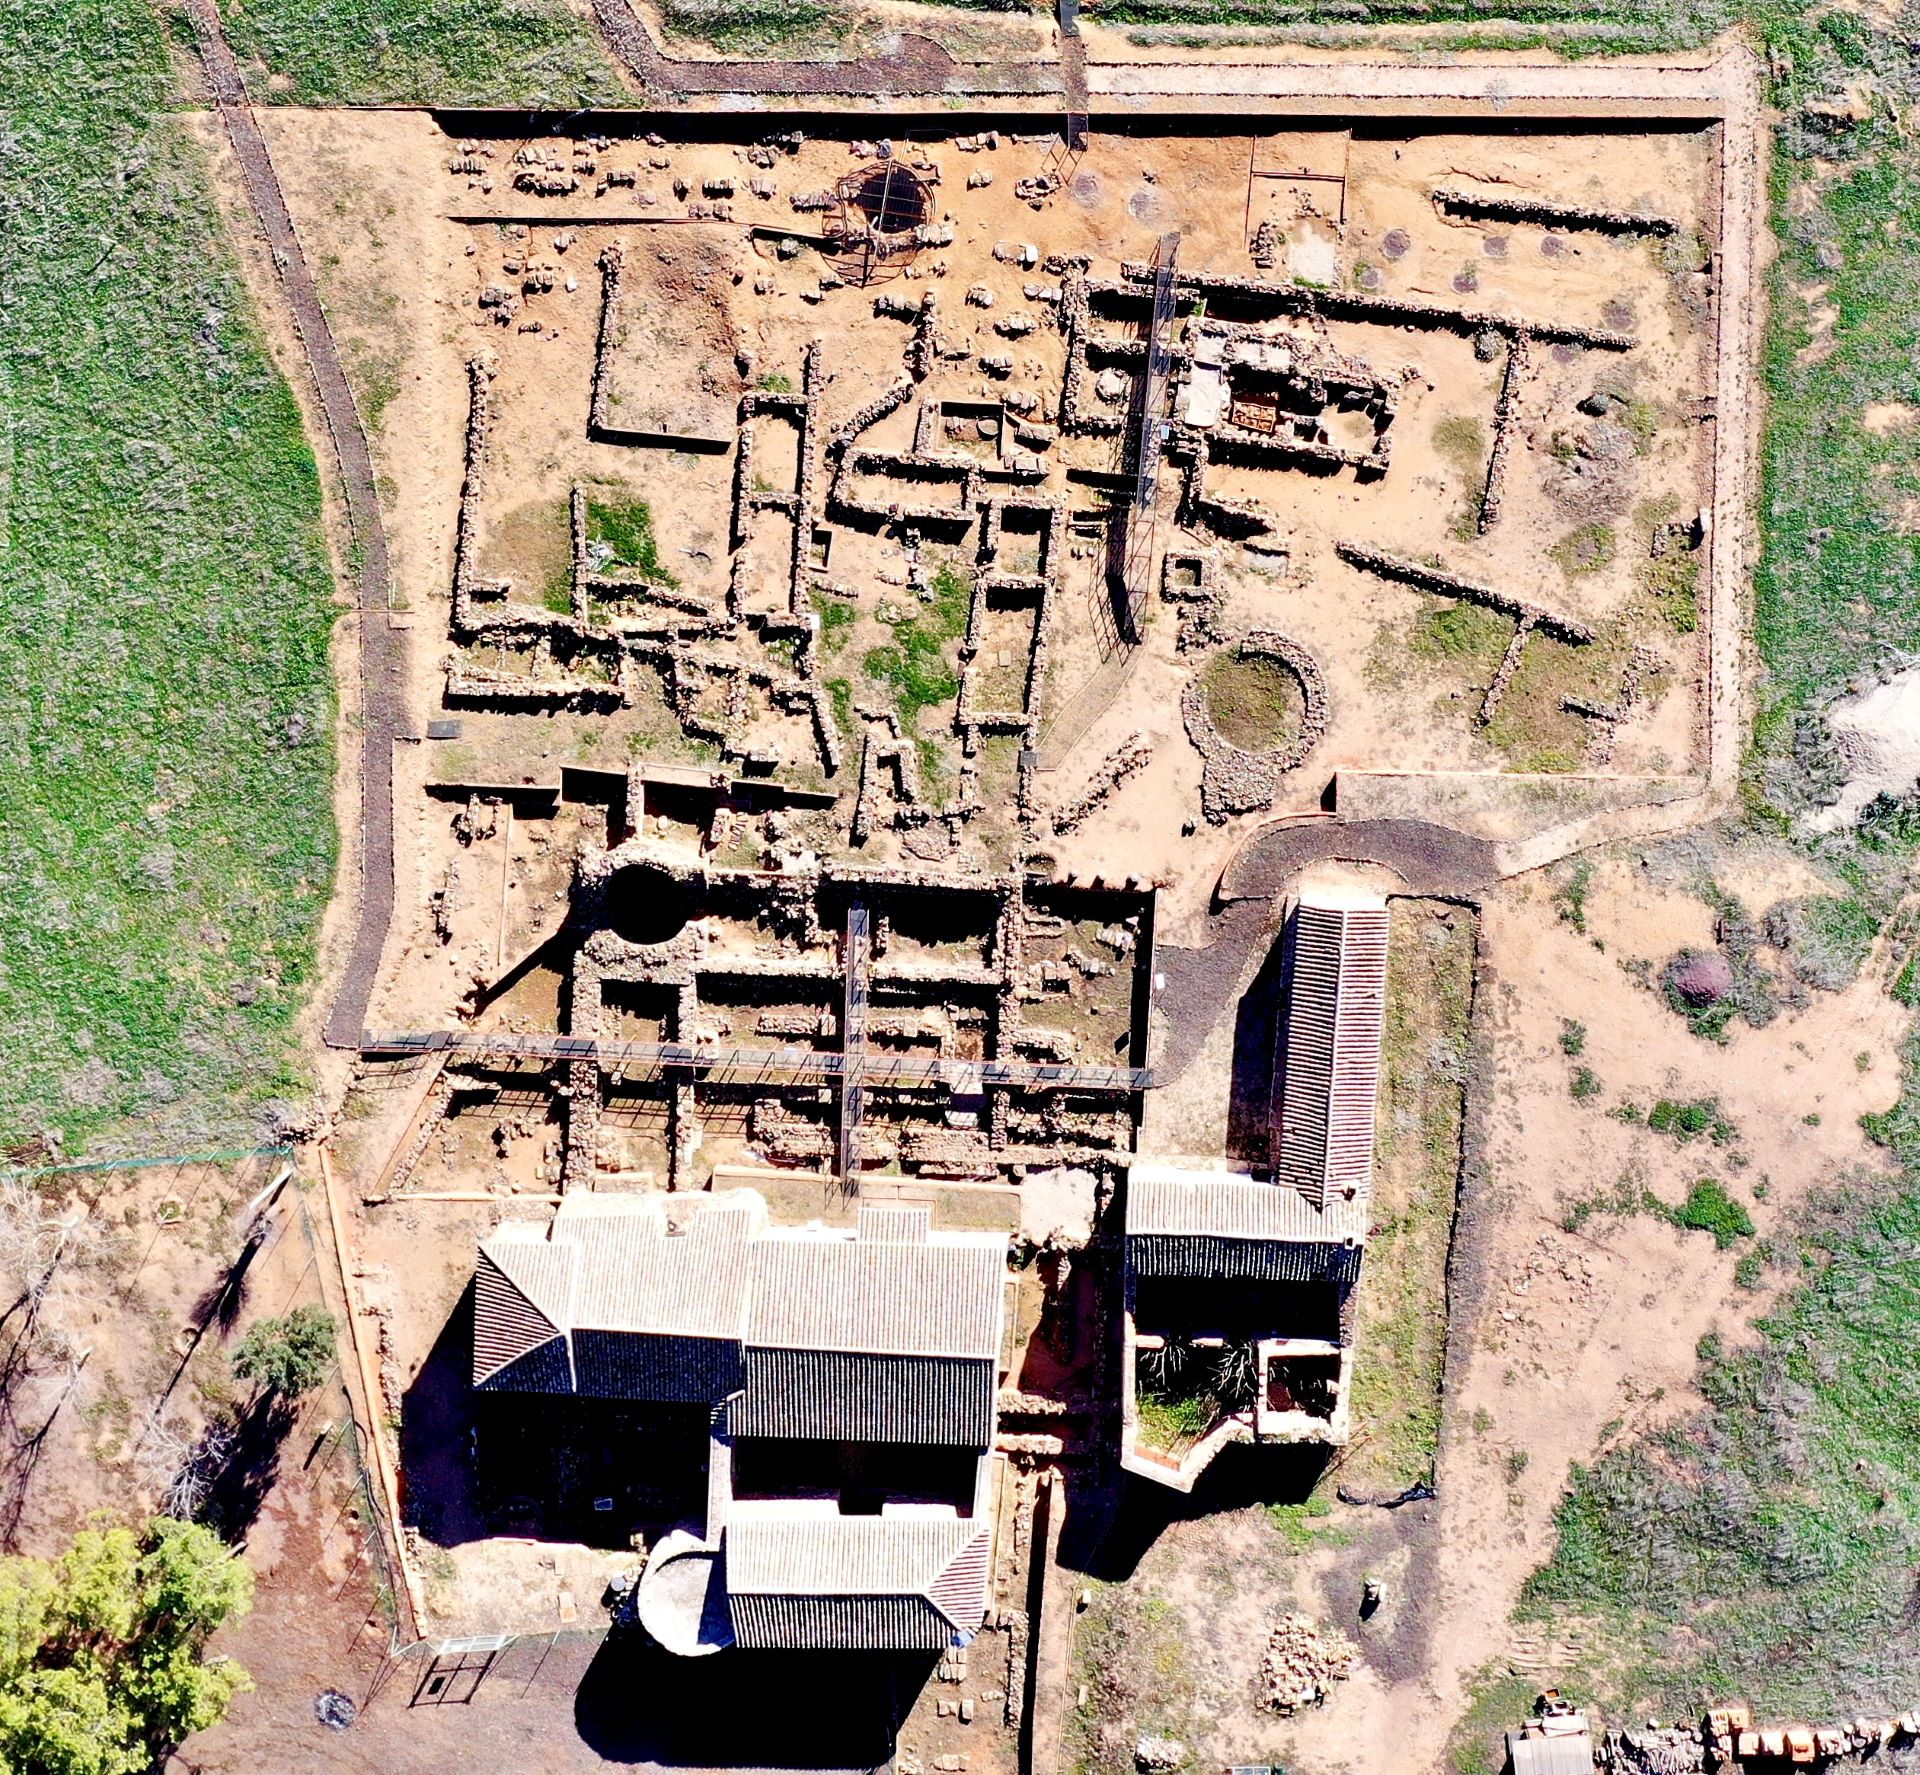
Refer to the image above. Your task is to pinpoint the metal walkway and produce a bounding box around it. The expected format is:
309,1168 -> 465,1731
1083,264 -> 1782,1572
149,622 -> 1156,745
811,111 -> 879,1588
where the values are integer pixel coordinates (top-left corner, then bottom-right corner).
364,1030 -> 1152,1094
838,907 -> 871,1180
1111,232 -> 1180,645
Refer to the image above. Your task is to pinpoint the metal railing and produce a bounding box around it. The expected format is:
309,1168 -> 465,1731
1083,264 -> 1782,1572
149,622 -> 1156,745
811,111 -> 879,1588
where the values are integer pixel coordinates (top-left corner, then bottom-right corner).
364,1029 -> 1151,1094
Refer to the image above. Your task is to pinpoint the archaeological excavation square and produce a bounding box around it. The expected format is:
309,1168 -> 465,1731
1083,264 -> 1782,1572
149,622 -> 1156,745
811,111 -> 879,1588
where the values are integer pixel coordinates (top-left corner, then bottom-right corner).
286,74 -> 1748,1696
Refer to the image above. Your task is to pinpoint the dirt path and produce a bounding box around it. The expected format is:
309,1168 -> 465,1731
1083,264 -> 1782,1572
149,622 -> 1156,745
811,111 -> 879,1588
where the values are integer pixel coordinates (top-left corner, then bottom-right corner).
186,0 -> 406,1052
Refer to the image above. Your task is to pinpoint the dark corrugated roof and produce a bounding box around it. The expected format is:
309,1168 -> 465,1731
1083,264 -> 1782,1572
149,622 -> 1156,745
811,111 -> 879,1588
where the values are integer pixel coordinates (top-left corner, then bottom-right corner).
728,1593 -> 955,1651
573,1329 -> 743,1402
1128,1233 -> 1362,1286
731,1349 -> 995,1446
475,1333 -> 574,1394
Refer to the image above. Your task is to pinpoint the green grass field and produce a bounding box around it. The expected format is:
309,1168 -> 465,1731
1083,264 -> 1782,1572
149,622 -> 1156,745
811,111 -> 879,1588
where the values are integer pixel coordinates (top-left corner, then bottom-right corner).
1,0 -> 337,1158
221,0 -> 624,104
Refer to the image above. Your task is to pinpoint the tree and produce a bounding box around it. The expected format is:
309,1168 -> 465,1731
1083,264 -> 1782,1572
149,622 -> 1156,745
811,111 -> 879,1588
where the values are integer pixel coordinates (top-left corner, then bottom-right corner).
0,1517 -> 252,1774
230,1305 -> 336,1398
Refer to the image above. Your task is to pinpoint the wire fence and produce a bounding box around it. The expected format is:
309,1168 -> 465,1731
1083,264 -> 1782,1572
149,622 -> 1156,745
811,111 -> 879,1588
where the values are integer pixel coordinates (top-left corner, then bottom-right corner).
285,1176 -> 407,1649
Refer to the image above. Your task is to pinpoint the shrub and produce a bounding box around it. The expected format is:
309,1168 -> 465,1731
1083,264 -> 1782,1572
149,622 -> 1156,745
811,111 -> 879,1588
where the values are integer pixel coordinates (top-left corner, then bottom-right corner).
231,1305 -> 337,1398
1661,1179 -> 1755,1249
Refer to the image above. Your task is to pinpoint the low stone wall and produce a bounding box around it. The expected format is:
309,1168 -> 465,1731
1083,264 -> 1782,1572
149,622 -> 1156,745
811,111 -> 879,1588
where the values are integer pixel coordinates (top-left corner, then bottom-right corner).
1181,632 -> 1330,825
1433,185 -> 1678,237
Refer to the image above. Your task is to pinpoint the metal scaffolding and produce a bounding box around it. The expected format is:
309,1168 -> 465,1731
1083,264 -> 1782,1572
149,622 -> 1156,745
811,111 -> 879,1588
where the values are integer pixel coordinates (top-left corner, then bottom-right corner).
364,1030 -> 1152,1095
1046,0 -> 1090,180
1111,231 -> 1181,644
838,906 -> 871,1184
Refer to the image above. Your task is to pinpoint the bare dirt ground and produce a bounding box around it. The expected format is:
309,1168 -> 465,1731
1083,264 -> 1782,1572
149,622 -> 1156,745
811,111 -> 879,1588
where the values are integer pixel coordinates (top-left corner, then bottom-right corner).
1061,832 -> 1905,1775
247,105 -> 1730,1054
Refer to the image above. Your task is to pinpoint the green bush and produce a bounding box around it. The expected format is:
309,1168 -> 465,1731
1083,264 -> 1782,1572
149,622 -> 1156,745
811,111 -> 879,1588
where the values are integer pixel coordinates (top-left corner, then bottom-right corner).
231,1305 -> 337,1398
1661,1179 -> 1756,1250
1646,1097 -> 1735,1143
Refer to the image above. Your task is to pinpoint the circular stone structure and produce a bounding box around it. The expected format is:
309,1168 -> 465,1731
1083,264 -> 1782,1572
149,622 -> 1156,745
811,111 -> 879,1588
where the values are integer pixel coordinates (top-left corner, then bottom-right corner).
1181,632 -> 1328,825
636,1529 -> 734,1657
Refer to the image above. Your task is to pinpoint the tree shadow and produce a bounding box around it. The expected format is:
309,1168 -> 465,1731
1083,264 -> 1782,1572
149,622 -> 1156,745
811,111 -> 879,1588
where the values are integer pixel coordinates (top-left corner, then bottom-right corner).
574,1634 -> 931,1771
201,1392 -> 296,1540
189,1222 -> 267,1338
0,1362 -> 86,1549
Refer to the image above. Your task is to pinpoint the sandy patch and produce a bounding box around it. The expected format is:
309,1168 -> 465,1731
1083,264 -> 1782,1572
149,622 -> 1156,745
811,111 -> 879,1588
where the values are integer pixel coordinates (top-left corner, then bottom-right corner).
1807,664 -> 1920,832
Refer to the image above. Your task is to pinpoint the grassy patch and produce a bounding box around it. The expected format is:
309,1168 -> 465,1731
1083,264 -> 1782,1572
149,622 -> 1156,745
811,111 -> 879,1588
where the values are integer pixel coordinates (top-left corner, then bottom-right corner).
1088,0 -> 1742,47
1448,1667 -> 1550,1775
1482,634 -> 1602,773
1432,415 -> 1489,537
861,560 -> 971,740
1510,1176 -> 1920,1726
825,676 -> 855,738
587,495 -> 678,588
1133,1382 -> 1215,1452
1199,649 -> 1306,751
1553,859 -> 1593,934
1641,540 -> 1702,634
1265,1492 -> 1347,1549
2,0 -> 337,1156
658,0 -> 853,53
222,0 -> 623,105
1066,1578 -> 1201,1775
1653,1177 -> 1755,1248
1432,415 -> 1487,468
811,592 -> 855,658
1133,1337 -> 1260,1454
1347,900 -> 1475,1491
1411,602 -> 1509,670
1548,521 -> 1618,577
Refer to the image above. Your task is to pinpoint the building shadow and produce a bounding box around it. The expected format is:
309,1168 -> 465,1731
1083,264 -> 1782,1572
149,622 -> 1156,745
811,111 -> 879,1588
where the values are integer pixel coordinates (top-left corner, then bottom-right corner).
1056,1442 -> 1333,1585
1224,929 -> 1288,1167
574,1634 -> 933,1771
399,1280 -> 486,1547
401,1282 -> 708,1550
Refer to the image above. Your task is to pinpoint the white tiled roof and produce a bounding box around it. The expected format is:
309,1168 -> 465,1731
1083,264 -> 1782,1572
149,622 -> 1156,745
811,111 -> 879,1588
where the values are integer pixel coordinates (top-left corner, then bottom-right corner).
1126,1165 -> 1368,1246
746,1230 -> 1006,1359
